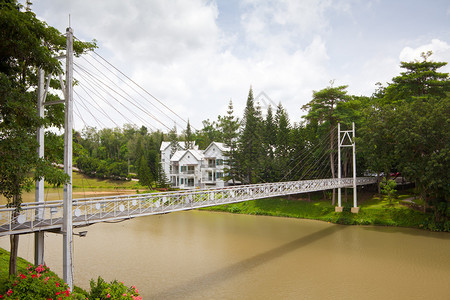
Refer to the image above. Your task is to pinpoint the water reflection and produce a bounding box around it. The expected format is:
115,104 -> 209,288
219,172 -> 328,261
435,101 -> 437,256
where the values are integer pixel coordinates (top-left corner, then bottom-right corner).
0,211 -> 449,299
153,225 -> 347,299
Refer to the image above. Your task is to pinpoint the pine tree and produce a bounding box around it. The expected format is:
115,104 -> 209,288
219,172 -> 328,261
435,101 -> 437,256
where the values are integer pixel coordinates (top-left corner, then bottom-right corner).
138,156 -> 152,188
260,105 -> 276,181
168,124 -> 180,158
302,83 -> 350,205
184,119 -> 194,149
237,87 -> 264,183
274,103 -> 291,180
156,160 -> 169,188
219,99 -> 240,184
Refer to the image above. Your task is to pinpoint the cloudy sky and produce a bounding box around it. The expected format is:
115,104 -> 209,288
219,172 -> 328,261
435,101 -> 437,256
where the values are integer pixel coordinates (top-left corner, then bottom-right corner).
28,0 -> 450,131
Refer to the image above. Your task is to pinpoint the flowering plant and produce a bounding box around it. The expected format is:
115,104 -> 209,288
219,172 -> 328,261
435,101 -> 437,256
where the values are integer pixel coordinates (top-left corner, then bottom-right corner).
0,264 -> 141,299
0,264 -> 85,299
89,277 -> 142,300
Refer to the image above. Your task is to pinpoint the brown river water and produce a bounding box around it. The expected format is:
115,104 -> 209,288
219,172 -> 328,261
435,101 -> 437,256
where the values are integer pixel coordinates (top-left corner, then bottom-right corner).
0,209 -> 449,299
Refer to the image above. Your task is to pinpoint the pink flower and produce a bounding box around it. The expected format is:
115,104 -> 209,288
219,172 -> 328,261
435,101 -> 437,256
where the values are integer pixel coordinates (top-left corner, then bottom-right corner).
55,282 -> 60,287
123,294 -> 127,296
6,289 -> 12,296
106,294 -> 111,298
35,265 -> 46,273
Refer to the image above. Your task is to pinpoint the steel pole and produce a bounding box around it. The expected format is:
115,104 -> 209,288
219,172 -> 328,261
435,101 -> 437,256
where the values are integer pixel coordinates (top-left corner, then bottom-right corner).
337,123 -> 342,208
34,68 -> 45,266
63,27 -> 74,290
352,122 -> 357,208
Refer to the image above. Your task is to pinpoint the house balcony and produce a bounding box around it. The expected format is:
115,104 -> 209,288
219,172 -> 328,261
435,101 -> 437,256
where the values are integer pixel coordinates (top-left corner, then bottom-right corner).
201,163 -> 215,169
202,177 -> 216,183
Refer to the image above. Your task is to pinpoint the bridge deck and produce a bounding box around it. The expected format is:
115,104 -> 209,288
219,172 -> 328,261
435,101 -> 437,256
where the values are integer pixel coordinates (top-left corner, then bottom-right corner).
0,177 -> 376,236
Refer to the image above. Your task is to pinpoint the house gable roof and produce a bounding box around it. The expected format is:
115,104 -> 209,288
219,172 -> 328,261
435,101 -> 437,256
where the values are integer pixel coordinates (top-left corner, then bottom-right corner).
170,149 -> 204,162
204,142 -> 229,154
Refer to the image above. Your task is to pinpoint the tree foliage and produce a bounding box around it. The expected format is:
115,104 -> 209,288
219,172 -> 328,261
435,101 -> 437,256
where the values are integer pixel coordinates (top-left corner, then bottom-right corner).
0,0 -> 96,275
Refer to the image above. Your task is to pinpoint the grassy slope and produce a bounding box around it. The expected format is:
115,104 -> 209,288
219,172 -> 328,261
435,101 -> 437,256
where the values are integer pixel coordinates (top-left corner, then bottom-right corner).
203,192 -> 430,229
49,172 -> 142,190
0,248 -> 88,296
0,248 -> 31,284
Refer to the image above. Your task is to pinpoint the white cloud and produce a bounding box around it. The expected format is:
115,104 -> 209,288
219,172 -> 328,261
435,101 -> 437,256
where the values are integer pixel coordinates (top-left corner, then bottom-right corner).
399,39 -> 450,69
29,0 -> 450,132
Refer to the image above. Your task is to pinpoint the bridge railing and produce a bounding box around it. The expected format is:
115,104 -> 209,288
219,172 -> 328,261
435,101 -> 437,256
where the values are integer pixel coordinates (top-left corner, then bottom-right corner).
0,177 -> 376,235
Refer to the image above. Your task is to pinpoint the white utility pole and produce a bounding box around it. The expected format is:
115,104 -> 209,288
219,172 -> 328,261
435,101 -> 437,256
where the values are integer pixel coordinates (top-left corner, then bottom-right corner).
34,69 -> 45,266
351,122 -> 358,212
335,122 -> 359,213
337,123 -> 342,209
63,27 -> 74,290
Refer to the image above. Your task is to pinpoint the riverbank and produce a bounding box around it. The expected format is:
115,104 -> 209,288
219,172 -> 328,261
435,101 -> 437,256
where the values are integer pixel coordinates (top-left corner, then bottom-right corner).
202,192 -> 448,231
0,247 -> 141,299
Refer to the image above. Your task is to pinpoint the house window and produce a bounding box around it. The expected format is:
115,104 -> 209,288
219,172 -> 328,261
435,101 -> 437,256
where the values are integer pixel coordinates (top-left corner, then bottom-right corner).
181,166 -> 187,172
180,178 -> 184,184
188,166 -> 195,174
208,159 -> 215,168
216,159 -> 223,166
216,172 -> 223,179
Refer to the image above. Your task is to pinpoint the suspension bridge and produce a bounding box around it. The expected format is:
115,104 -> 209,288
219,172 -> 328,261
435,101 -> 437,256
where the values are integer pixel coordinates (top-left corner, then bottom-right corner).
1,27 -> 377,290
0,177 -> 375,237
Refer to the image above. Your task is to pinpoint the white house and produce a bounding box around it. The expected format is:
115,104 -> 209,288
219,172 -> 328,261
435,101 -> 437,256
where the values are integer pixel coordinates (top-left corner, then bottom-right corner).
201,142 -> 229,188
161,141 -> 230,189
159,141 -> 198,179
169,149 -> 204,188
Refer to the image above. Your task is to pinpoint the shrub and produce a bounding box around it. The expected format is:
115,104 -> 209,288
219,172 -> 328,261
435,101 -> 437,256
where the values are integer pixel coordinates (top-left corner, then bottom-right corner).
89,277 -> 141,300
0,264 -> 84,299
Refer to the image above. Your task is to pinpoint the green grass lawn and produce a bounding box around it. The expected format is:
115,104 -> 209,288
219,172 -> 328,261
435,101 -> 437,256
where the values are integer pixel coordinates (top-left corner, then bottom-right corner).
46,172 -> 141,190
0,248 -> 31,284
203,191 -> 432,229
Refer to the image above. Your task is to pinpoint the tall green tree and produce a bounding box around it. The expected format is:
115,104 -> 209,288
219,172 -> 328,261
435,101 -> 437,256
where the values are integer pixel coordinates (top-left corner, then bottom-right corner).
260,104 -> 276,182
193,119 -> 222,149
218,99 -> 240,184
383,51 -> 449,104
237,87 -> 264,183
0,0 -> 95,275
302,84 -> 350,204
360,53 -> 449,221
168,124 -> 180,158
274,103 -> 291,174
138,155 -> 152,188
184,119 -> 194,149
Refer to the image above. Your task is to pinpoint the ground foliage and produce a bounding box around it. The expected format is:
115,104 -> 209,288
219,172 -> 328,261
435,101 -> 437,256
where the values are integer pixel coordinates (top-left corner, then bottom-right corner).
0,247 -> 141,299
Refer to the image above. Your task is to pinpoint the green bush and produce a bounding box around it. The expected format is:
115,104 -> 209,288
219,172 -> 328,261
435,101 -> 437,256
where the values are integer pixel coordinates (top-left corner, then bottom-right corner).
0,264 -> 85,299
89,276 -> 141,300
